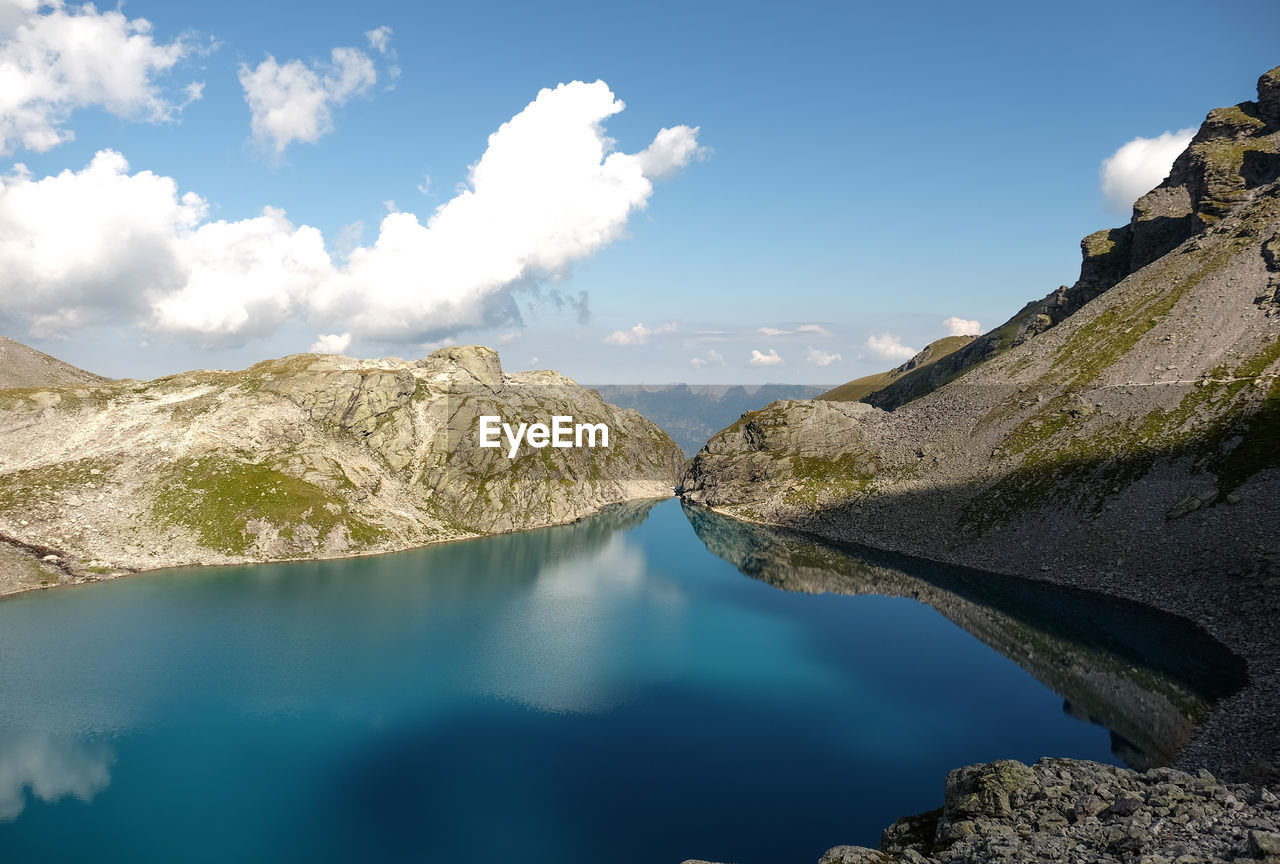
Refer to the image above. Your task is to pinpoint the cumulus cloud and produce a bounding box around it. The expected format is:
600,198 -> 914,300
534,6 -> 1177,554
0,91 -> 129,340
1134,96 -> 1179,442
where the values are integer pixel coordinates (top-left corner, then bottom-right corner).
149,206 -> 331,340
749,348 -> 783,366
309,332 -> 350,354
0,150 -> 204,336
689,349 -> 723,369
943,316 -> 981,336
806,347 -> 841,366
1,81 -> 704,346
866,332 -> 916,360
238,39 -> 382,153
758,326 -> 788,336
603,321 -> 677,346
0,0 -> 199,155
312,81 -> 703,341
1099,128 -> 1195,211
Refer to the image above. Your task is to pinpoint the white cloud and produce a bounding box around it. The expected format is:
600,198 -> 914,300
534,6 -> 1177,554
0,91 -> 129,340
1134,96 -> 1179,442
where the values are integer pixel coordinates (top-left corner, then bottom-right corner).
314,81 -> 702,341
365,25 -> 392,55
0,150 -> 203,336
758,323 -> 832,338
148,206 -> 331,340
943,316 -> 981,336
1099,128 -> 1195,211
309,332 -> 351,354
806,347 -> 841,366
0,1 -> 198,155
749,348 -> 783,366
636,125 -> 708,181
603,321 -> 677,346
689,349 -> 724,368
238,44 -> 378,153
0,81 -> 705,346
866,332 -> 916,360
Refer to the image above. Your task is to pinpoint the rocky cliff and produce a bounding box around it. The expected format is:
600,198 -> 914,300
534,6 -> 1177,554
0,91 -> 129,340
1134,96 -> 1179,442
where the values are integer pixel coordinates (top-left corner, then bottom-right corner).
680,67 -> 1280,776
0,345 -> 683,593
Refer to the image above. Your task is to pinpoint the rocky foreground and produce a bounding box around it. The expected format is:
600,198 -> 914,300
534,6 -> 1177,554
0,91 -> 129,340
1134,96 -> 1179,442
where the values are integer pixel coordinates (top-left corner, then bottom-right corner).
823,758 -> 1280,864
685,759 -> 1280,864
0,344 -> 684,592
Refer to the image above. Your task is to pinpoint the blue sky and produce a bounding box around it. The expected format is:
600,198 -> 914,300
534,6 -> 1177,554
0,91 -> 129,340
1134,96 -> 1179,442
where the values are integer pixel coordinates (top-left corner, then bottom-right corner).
2,0 -> 1278,384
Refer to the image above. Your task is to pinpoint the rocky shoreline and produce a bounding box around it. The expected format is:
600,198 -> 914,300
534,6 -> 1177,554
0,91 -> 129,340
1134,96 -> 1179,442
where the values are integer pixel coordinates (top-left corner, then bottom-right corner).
0,490 -> 678,600
685,759 -> 1280,864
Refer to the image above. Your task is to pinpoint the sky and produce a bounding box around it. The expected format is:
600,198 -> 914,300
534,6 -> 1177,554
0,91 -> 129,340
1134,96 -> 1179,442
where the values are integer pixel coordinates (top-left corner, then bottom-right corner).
1,0 -> 1277,385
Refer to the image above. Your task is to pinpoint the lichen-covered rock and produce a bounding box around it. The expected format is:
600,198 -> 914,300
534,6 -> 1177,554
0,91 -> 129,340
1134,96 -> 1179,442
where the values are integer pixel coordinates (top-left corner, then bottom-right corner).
0,346 -> 684,583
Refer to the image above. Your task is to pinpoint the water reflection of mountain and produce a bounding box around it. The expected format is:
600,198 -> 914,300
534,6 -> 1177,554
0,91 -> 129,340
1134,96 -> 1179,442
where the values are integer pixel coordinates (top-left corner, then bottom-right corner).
681,501 -> 1246,769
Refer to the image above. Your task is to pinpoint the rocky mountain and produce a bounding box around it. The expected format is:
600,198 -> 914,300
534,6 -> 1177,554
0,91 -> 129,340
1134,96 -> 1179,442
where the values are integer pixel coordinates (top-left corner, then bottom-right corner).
0,336 -> 107,390
0,345 -> 683,593
818,335 -> 975,403
680,67 -> 1280,777
591,383 -> 831,455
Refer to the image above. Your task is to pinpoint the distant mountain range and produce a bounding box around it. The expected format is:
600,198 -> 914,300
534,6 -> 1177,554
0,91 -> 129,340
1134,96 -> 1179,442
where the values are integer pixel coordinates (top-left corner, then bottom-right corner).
590,383 -> 832,455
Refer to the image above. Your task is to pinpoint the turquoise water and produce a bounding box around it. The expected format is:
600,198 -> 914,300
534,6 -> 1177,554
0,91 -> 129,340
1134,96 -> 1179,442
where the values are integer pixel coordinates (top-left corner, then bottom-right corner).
0,498 -> 1238,863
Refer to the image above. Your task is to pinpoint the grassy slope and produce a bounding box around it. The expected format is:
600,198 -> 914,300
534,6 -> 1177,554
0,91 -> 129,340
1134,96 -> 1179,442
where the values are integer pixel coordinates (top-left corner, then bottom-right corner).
818,335 -> 975,402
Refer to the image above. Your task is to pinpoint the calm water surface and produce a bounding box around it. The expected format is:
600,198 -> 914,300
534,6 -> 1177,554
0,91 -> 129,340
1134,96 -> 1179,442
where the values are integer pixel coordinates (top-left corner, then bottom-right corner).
0,498 -> 1240,863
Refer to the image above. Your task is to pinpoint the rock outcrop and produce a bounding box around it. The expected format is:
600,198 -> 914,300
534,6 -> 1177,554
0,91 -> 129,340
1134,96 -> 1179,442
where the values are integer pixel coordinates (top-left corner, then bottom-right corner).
822,758 -> 1280,864
680,67 -> 1280,777
0,345 -> 683,592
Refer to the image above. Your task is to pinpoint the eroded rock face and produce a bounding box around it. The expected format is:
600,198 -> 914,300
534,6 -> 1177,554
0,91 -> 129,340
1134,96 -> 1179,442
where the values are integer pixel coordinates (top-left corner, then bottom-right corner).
0,346 -> 684,581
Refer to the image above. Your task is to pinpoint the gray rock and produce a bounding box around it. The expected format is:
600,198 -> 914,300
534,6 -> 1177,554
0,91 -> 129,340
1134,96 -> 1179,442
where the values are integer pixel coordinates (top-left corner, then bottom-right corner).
818,847 -> 890,864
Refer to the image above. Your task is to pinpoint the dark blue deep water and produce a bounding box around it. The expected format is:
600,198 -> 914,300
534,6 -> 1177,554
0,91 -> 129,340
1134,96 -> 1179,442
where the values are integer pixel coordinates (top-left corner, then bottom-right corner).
0,498 -> 1239,863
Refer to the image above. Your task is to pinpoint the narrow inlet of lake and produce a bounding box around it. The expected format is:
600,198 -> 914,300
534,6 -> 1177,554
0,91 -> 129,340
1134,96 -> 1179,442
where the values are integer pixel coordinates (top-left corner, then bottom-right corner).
0,497 -> 1244,864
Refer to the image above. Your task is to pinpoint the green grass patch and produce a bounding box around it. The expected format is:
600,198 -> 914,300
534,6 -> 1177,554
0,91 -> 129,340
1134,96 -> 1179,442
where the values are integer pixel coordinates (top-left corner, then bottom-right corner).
151,455 -> 384,555
785,452 -> 878,507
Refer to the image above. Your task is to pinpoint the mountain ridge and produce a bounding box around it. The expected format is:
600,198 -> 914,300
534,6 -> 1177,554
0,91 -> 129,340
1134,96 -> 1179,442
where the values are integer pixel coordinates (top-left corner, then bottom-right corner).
679,65 -> 1280,778
0,335 -> 108,390
0,344 -> 684,595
